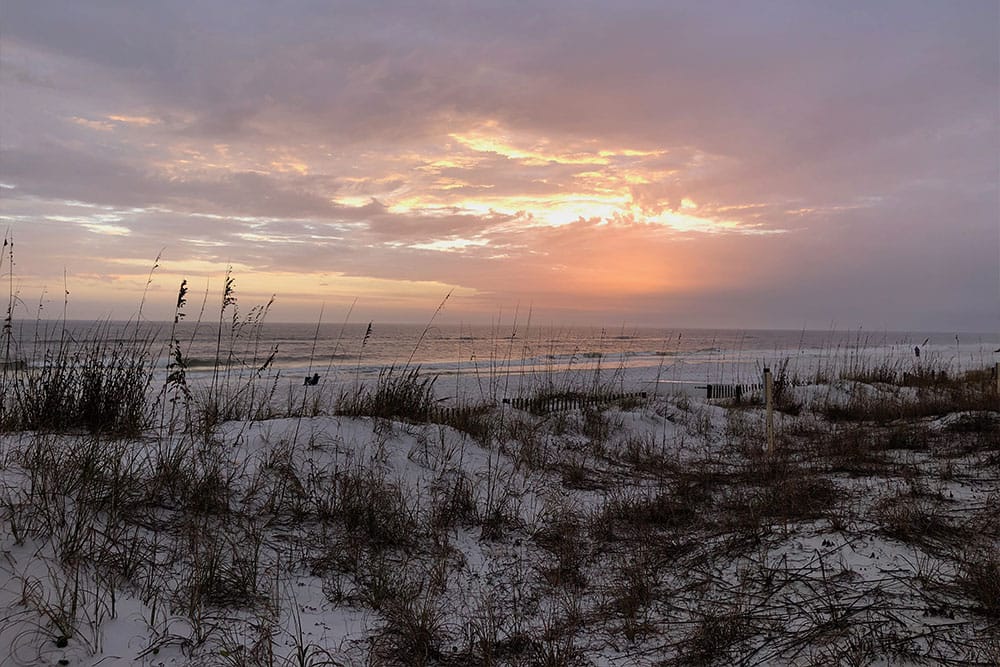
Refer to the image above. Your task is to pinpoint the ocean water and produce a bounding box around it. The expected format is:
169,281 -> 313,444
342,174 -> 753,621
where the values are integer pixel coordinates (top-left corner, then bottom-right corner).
4,320 -> 998,389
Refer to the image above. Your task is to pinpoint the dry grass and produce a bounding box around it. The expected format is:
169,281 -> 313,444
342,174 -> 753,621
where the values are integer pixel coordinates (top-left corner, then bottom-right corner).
1,323 -> 156,436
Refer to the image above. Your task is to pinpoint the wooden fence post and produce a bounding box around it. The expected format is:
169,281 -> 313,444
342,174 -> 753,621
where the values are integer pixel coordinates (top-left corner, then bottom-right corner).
764,367 -> 775,455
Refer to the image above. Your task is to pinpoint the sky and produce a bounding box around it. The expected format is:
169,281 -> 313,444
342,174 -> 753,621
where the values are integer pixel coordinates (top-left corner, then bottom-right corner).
1,1 -> 997,331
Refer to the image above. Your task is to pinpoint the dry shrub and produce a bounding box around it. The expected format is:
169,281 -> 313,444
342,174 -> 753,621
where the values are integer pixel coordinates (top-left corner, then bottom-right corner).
429,470 -> 477,531
872,491 -> 960,553
534,510 -> 588,591
436,404 -> 500,444
602,548 -> 658,641
372,592 -> 449,666
679,605 -> 754,666
590,483 -> 701,542
812,425 -> 889,475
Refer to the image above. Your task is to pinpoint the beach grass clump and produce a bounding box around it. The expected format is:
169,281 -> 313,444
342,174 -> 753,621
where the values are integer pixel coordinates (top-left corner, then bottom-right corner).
146,272 -> 284,436
11,435 -> 154,549
428,403 -> 502,445
840,357 -> 902,385
314,463 -> 420,551
945,411 -> 999,434
871,489 -> 961,554
678,604 -> 755,666
178,517 -> 270,610
600,547 -> 658,641
372,591 -> 450,667
956,548 -> 1000,619
821,365 -> 997,424
712,460 -> 840,540
192,278 -> 281,432
1,324 -> 156,437
738,475 -> 838,523
590,483 -> 703,542
336,366 -> 436,423
428,470 -> 477,532
532,504 -> 589,591
808,424 -> 890,475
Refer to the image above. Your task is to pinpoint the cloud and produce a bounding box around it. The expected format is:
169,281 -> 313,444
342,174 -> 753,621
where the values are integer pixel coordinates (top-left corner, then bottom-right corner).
1,1 -> 996,328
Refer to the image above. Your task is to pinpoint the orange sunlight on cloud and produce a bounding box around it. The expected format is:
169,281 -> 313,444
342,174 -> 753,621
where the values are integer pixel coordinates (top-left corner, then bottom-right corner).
389,121 -> 769,238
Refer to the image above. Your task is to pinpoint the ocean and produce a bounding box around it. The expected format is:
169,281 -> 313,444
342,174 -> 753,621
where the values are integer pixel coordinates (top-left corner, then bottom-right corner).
4,320 -> 997,390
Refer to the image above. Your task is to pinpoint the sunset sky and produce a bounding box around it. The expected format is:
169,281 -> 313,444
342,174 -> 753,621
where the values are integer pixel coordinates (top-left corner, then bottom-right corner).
1,1 -> 997,330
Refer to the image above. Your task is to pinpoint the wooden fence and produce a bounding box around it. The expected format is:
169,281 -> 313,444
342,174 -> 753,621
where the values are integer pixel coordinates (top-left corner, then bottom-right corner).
705,383 -> 761,400
501,391 -> 648,414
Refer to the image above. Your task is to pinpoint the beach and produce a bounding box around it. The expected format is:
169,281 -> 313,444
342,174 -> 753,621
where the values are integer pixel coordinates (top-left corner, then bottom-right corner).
0,323 -> 997,665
